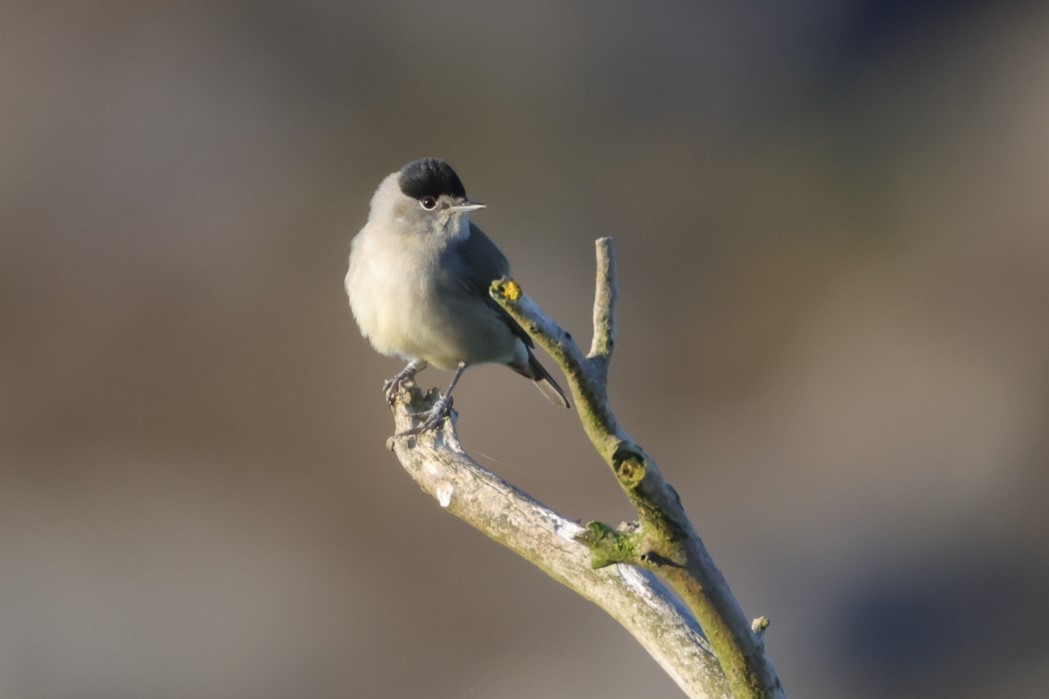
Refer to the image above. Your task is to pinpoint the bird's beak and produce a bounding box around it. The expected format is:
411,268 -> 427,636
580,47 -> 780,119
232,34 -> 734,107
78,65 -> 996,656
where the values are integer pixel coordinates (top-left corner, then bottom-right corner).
448,200 -> 486,213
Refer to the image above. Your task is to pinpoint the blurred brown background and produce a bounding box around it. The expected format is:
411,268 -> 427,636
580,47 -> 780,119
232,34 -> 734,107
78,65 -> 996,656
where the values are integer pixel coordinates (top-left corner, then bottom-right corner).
3,2 -> 1048,697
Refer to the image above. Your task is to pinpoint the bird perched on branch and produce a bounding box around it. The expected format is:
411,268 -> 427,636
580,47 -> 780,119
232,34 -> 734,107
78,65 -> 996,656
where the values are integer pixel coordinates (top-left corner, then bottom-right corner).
346,158 -> 569,434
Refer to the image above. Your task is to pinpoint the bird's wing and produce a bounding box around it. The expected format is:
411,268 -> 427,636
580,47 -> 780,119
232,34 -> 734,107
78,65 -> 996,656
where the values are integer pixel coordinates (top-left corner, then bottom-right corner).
455,222 -> 535,349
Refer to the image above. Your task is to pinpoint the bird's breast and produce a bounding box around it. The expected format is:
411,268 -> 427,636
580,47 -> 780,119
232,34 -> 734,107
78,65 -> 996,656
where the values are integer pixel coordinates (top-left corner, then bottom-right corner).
346,227 -> 520,370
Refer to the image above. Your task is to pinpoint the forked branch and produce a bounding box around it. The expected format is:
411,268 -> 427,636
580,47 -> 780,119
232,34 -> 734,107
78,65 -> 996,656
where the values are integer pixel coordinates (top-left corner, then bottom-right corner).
387,238 -> 784,698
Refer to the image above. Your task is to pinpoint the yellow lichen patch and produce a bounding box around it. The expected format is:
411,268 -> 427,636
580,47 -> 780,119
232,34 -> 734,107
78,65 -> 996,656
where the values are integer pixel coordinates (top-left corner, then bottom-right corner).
503,279 -> 522,301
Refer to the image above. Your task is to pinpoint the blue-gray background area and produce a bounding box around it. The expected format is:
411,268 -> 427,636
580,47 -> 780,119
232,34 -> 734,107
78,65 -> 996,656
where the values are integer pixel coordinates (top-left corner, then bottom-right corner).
2,2 -> 1046,697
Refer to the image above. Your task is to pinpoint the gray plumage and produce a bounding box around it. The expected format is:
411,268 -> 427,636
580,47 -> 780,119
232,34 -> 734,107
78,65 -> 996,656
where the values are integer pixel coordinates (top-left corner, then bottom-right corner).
346,158 -> 569,431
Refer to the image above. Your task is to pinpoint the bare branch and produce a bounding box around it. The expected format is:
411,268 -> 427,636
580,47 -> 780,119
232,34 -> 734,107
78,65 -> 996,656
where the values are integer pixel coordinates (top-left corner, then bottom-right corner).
589,237 -> 617,382
383,239 -> 784,698
490,239 -> 784,699
387,390 -> 731,698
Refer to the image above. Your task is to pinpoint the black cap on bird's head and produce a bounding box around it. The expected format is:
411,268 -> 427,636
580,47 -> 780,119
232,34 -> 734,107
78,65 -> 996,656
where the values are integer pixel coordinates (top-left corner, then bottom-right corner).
398,158 -> 468,201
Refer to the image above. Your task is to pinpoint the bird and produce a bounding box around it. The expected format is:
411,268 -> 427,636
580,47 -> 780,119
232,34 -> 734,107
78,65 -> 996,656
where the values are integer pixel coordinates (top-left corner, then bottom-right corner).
345,158 -> 570,435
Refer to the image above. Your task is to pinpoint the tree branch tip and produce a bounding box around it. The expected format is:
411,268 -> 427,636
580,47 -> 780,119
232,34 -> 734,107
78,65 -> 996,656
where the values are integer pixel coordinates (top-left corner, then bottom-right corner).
385,382 -> 463,445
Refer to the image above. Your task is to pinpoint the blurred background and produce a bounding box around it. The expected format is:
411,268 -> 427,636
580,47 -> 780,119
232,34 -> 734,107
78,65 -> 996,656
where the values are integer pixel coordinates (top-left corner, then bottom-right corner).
2,1 -> 1048,697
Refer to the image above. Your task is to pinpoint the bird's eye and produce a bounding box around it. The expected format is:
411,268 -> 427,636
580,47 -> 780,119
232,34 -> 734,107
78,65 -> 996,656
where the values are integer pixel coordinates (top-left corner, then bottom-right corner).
420,196 -> 438,210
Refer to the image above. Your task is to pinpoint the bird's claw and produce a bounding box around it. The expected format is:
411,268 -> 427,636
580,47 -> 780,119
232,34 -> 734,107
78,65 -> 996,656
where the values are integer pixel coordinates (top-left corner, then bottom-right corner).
396,395 -> 453,436
383,367 -> 418,404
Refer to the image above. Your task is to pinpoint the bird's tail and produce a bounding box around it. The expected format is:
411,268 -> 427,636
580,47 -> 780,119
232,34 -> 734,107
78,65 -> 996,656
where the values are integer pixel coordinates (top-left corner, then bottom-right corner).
516,350 -> 570,409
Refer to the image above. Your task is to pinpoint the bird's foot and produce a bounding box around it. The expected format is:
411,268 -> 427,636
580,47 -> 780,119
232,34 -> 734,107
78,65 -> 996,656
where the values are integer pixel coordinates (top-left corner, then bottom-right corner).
383,365 -> 419,404
396,395 -> 453,437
